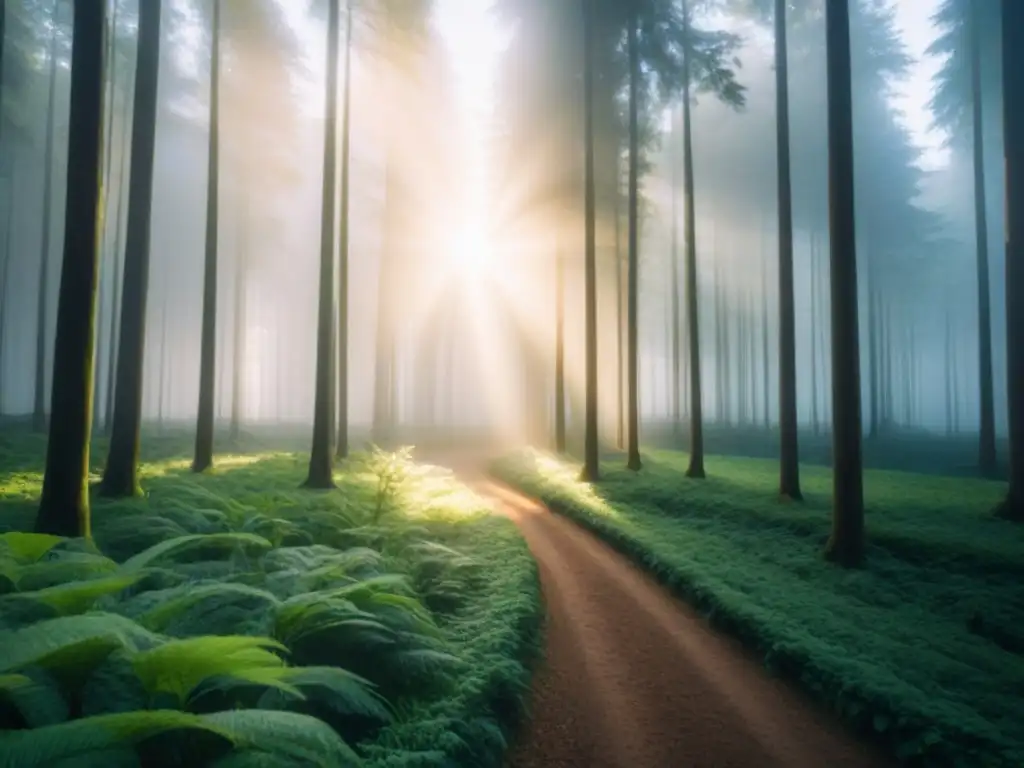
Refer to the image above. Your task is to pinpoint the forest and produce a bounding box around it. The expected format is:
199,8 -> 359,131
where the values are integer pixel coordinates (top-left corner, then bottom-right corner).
0,0 -> 1021,766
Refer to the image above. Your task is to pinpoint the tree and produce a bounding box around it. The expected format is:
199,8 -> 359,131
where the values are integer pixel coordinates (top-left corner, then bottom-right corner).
192,0 -> 221,474
773,0 -> 800,500
100,0 -> 162,498
335,0 -> 353,460
822,0 -> 864,567
32,2 -> 60,433
625,6 -> 641,472
35,0 -> 107,537
305,0 -> 341,489
996,0 -> 1022,521
580,0 -> 599,482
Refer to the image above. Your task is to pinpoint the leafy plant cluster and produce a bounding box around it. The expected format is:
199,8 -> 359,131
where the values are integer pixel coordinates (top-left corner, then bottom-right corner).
0,436 -> 541,767
493,448 -> 1024,767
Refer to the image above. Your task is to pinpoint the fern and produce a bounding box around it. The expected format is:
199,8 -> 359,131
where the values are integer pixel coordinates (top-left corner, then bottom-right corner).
0,709 -> 233,768
203,709 -> 363,767
135,583 -> 280,633
0,532 -> 65,563
0,671 -> 69,727
121,533 -> 273,571
0,613 -> 161,679
131,636 -> 295,707
12,551 -> 120,592
9,573 -> 142,616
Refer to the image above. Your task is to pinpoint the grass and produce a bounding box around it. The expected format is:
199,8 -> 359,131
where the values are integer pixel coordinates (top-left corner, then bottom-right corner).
492,447 -> 1024,768
0,428 -> 542,767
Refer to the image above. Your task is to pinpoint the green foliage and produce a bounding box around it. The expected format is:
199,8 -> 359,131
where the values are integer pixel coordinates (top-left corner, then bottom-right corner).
0,430 -> 542,766
494,448 -> 1024,768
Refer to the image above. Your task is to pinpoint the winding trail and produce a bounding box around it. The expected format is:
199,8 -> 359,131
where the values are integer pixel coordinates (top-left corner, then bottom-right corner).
438,458 -> 888,768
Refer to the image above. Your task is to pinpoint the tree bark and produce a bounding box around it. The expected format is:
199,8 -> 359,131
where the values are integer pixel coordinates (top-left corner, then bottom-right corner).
997,0 -> 1023,521
579,0 -> 599,482
192,0 -> 221,473
0,162 -> 15,414
33,13 -> 61,433
968,0 -> 998,475
625,12 -> 641,471
99,0 -> 160,498
822,0 -> 865,567
305,0 -> 340,488
35,0 -> 107,538
335,0 -> 353,459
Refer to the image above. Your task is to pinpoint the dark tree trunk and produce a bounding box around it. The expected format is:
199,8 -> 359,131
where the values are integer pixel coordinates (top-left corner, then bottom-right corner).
614,168 -> 624,448
99,0 -> 160,498
35,0 -> 107,538
335,0 -> 352,459
305,0 -> 339,488
760,224 -> 770,429
0,165 -> 14,413
626,12 -> 641,471
580,0 -> 598,482
33,15 -> 60,433
867,260 -> 879,438
822,0 -> 865,567
809,230 -> 820,434
682,0 -> 704,478
969,0 -> 998,475
192,0 -> 220,473
670,136 -> 681,432
103,101 -> 131,435
997,0 -> 1023,520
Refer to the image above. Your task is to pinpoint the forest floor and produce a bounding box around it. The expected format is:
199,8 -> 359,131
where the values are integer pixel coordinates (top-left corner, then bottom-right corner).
0,428 -> 542,767
492,448 -> 1024,768
437,456 -> 885,768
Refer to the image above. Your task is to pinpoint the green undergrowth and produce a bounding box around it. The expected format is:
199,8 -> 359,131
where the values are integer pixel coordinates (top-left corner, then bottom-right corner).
0,429 -> 541,767
493,447 -> 1024,768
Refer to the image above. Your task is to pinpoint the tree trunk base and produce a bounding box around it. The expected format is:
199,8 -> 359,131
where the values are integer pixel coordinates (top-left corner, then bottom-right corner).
994,493 -> 1024,522
302,474 -> 336,490
97,471 -> 141,499
627,454 -> 642,472
578,466 -> 599,483
778,490 -> 803,503
823,535 -> 863,568
685,457 -> 705,479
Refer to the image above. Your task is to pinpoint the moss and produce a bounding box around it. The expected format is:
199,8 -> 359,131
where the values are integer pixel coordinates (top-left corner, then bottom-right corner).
493,447 -> 1024,768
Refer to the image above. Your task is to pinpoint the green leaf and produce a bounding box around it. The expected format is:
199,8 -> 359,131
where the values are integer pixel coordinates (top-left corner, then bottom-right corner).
0,532 -> 65,563
15,573 -> 142,615
0,709 -> 233,768
202,709 -> 362,767
121,533 -> 273,572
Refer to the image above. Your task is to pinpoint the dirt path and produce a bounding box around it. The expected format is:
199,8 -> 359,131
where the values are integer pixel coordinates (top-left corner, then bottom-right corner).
455,471 -> 888,768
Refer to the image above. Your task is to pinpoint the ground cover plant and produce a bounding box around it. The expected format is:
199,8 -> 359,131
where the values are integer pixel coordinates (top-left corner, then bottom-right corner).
0,428 -> 541,767
493,448 -> 1024,767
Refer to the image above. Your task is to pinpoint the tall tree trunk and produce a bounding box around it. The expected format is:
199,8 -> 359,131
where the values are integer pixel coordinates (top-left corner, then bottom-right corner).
625,12 -> 641,471
100,0 -> 160,498
867,259 -> 879,438
579,0 -> 598,482
103,89 -> 132,435
822,0 -> 865,566
192,0 -> 221,473
0,164 -> 15,414
157,290 -> 167,430
35,0 -> 107,538
614,168 -> 624,447
997,0 -> 1023,520
809,230 -> 820,434
670,127 -> 681,433
554,239 -> 566,452
775,0 -> 802,496
305,0 -> 339,488
969,0 -> 998,475
335,0 -> 352,459
760,222 -> 770,429
682,0 -> 704,478
33,13 -> 61,433
230,191 -> 248,441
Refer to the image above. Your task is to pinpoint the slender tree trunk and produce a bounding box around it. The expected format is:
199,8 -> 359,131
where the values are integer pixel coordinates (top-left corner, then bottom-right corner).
157,290 -> 167,430
968,1 -> 998,475
760,223 -> 770,429
682,1 -> 704,478
305,0 -> 340,488
809,230 -> 820,434
230,191 -> 248,441
670,128 -> 681,432
192,0 -> 221,473
100,0 -> 160,497
614,169 -> 624,447
997,0 -> 1023,520
0,165 -> 15,414
626,13 -> 641,471
35,0 -> 106,538
103,90 -> 132,435
774,0 -> 800,497
822,0 -> 865,566
33,14 -> 60,433
579,0 -> 598,482
335,0 -> 352,459
554,240 -> 566,452
867,259 -> 879,438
